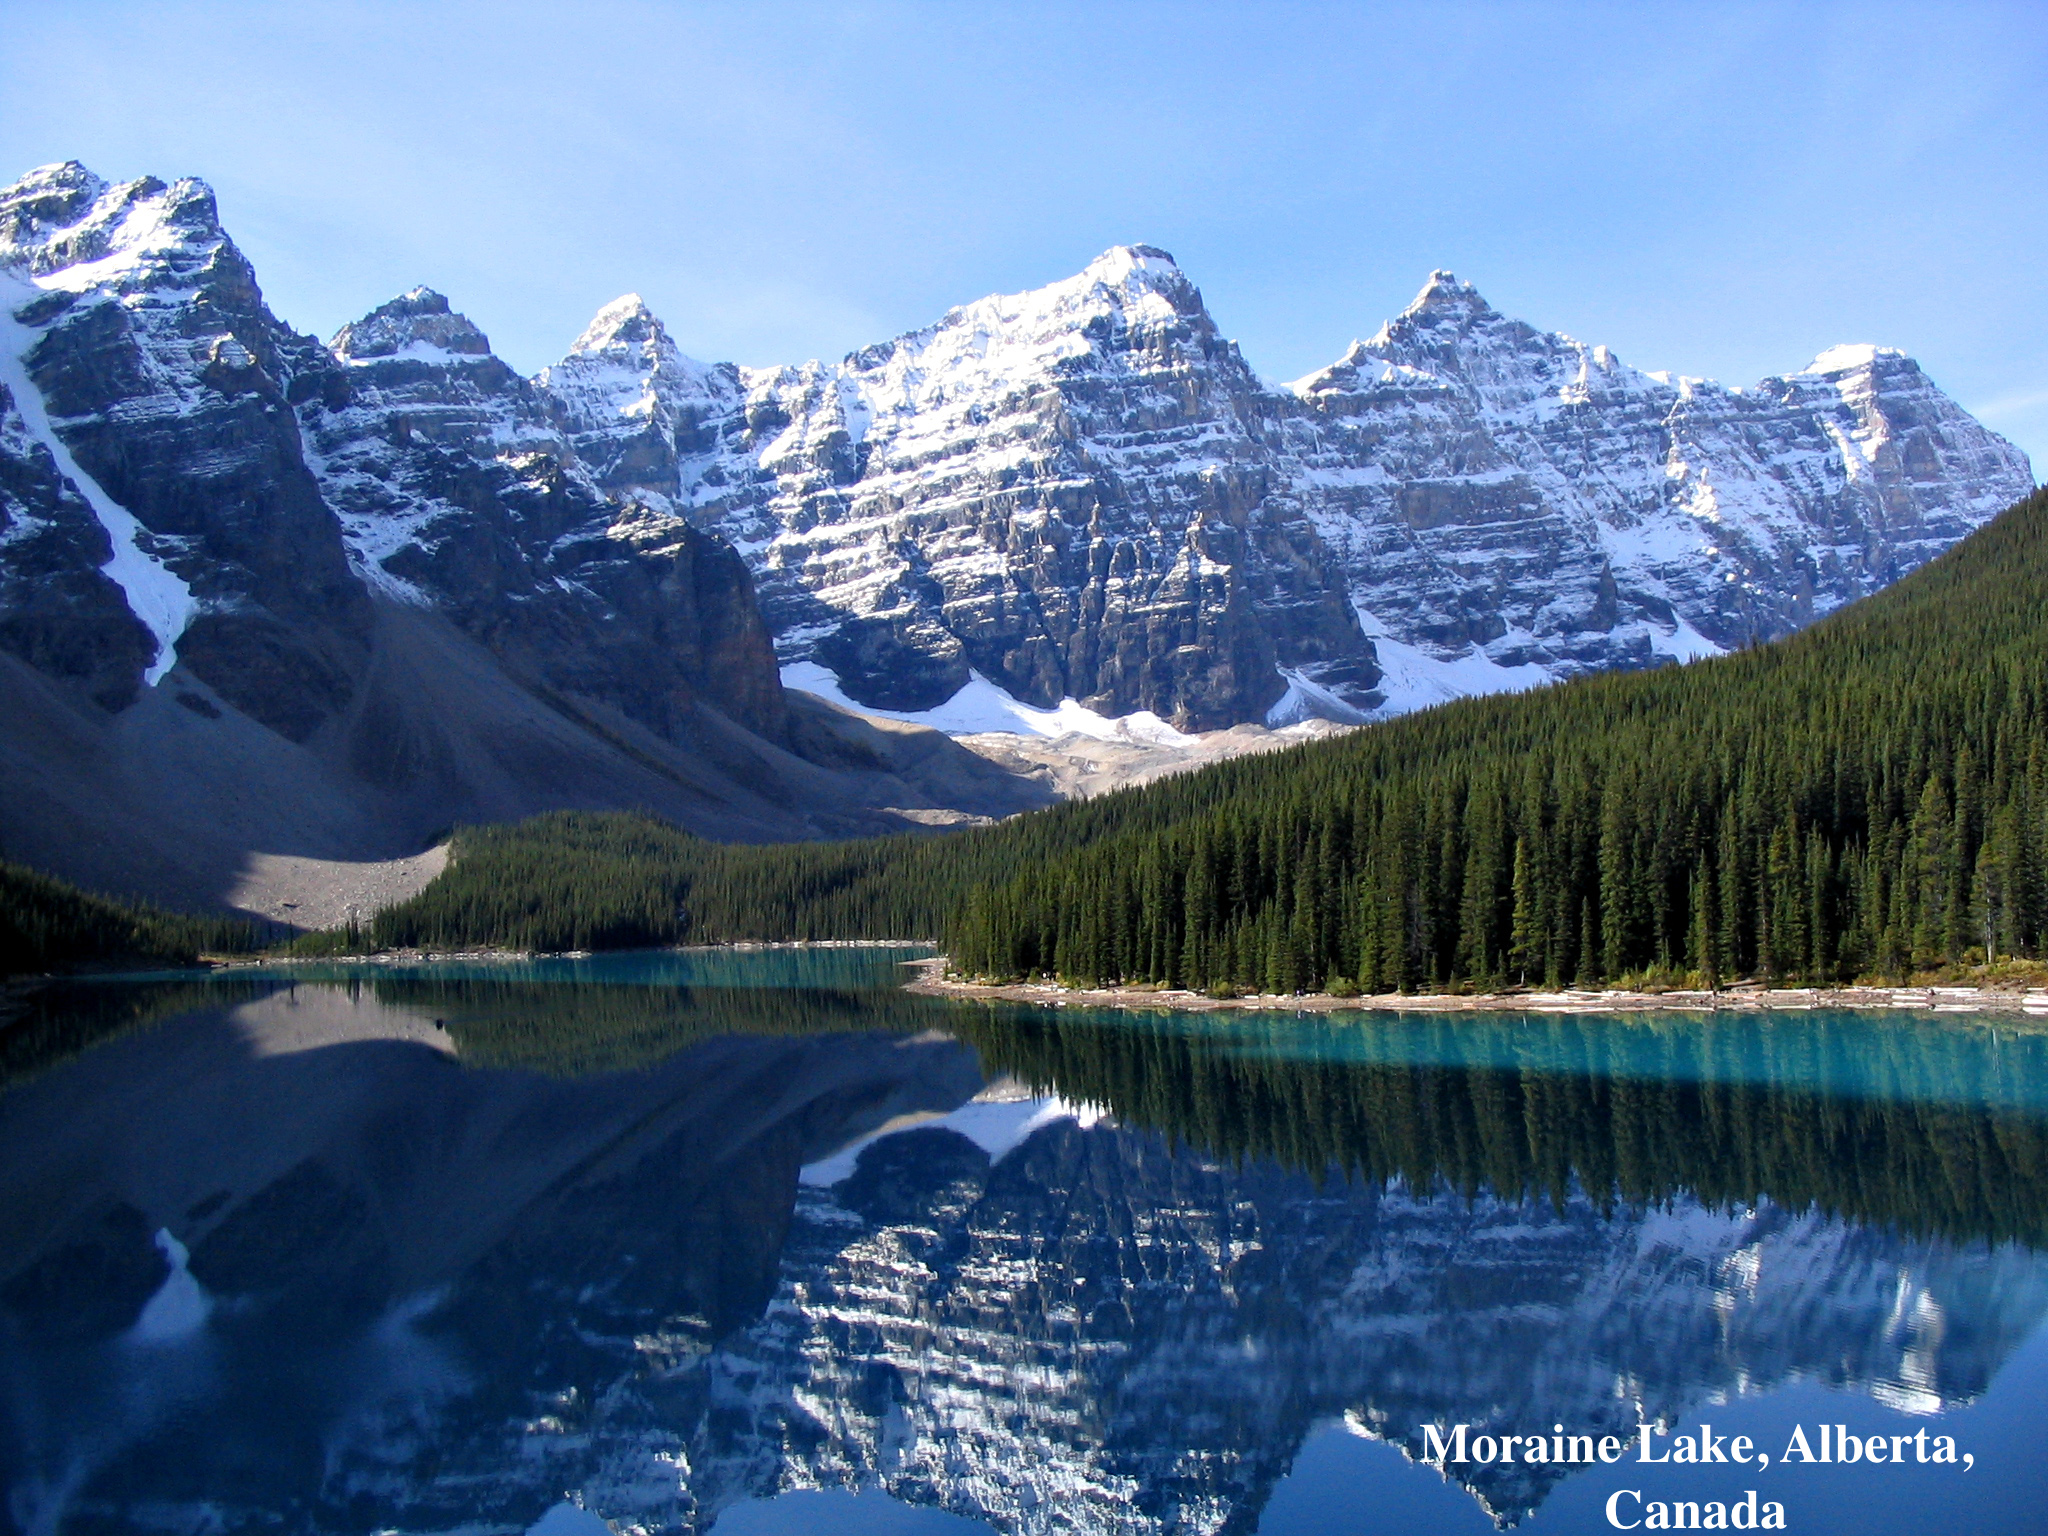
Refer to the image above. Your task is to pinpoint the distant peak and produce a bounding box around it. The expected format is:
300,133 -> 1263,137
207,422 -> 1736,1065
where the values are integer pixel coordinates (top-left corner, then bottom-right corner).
5,160 -> 108,204
331,287 -> 493,360
375,287 -> 454,319
1083,244 -> 1182,283
1799,343 -> 1908,377
1401,270 -> 1494,318
0,161 -> 108,244
0,161 -> 226,282
570,292 -> 668,356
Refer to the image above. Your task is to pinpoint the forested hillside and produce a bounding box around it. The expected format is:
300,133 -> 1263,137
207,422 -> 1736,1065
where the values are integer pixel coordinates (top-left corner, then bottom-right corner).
372,486 -> 2048,994
951,487 -> 2048,991
0,863 -> 263,977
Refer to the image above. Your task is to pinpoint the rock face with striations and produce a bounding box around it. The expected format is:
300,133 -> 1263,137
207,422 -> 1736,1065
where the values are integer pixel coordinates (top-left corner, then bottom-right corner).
0,375 -> 157,711
1285,273 -> 2033,688
0,162 -> 1052,911
310,285 -> 789,744
0,163 -> 792,752
535,250 -> 2033,728
544,249 -> 1370,728
0,162 -> 372,739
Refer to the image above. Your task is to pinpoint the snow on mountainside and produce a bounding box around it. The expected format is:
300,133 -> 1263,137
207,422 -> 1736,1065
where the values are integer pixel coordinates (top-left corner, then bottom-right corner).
0,162 -> 795,758
551,245 -> 1369,730
540,251 -> 2033,732
1288,273 -> 2030,692
0,157 -> 2034,772
0,160 -> 373,737
0,163 -> 1060,914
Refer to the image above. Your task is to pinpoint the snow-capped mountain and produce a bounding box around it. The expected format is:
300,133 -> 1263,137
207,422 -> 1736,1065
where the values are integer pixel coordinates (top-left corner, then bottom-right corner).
535,250 -> 2032,728
0,161 -> 371,737
0,163 -> 1046,909
0,157 -> 2035,905
0,161 -> 785,750
1286,275 -> 2029,703
307,284 -> 791,743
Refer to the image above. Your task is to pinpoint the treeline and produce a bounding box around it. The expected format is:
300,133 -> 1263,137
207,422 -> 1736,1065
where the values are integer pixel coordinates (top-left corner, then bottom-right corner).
367,974 -> 940,1076
367,772 -> 1222,952
0,861 -> 265,977
367,814 -> 939,952
950,487 -> 2048,991
364,486 -> 2048,995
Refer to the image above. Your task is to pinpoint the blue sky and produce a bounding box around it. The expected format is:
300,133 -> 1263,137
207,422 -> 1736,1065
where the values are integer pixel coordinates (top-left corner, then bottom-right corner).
7,1 -> 2045,468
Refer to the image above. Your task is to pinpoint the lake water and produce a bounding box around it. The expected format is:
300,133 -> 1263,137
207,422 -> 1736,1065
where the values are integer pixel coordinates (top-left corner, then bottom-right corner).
4,950 -> 2047,1535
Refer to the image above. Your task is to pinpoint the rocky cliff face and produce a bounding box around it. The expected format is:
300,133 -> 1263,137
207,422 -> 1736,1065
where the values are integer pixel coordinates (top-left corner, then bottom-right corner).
0,376 -> 156,711
311,285 -> 790,743
0,164 -> 1049,908
0,162 -> 792,751
1286,275 -> 2032,698
544,249 -> 1371,729
0,162 -> 371,740
537,251 -> 2033,728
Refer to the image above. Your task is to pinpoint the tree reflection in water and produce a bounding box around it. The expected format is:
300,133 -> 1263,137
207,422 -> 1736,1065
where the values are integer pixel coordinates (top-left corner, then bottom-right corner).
1,965 -> 2044,1534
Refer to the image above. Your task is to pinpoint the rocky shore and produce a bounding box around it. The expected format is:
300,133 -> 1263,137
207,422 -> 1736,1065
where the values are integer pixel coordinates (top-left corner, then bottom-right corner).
904,959 -> 2048,1016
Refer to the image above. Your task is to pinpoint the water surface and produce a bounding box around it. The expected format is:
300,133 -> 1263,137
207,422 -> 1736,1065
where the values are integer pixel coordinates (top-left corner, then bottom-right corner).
2,951 -> 2045,1534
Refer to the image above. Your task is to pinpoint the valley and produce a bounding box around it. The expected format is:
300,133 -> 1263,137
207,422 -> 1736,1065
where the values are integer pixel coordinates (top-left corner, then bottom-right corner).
0,159 -> 2030,929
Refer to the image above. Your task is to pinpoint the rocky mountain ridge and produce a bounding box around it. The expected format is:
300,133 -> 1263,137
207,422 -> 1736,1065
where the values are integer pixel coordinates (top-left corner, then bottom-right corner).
0,162 -> 1046,912
0,158 -> 2035,910
530,249 -> 2033,728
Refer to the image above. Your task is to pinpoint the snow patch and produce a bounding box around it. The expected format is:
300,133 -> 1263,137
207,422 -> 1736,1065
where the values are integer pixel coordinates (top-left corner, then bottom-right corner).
131,1229 -> 210,1342
1648,616 -> 1725,663
339,339 -> 478,368
1800,344 -> 1899,375
1355,605 -> 1553,718
0,277 -> 198,684
1265,667 -> 1368,727
800,1091 -> 1106,1187
781,660 -> 1197,746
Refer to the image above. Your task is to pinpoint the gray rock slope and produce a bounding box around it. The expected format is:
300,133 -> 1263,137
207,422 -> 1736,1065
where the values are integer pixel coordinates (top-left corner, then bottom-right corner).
0,163 -> 1047,910
533,251 -> 2033,728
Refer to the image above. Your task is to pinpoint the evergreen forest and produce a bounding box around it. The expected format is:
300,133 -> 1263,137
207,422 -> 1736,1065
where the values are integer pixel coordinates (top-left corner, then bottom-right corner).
17,486 -> 2048,998
952,1003 -> 2048,1247
370,486 -> 2048,994
0,861 -> 264,978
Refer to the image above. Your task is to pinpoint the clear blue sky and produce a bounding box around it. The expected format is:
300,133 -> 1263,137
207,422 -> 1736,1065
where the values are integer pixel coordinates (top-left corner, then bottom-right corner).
6,1 -> 2044,469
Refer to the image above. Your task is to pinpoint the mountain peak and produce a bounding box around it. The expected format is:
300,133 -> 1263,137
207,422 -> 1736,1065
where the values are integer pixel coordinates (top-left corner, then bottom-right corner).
1798,343 -> 1909,377
1401,270 -> 1496,319
570,292 -> 668,356
0,164 -> 224,287
2,160 -> 108,213
331,288 -> 494,361
1082,244 -> 1181,284
0,162 -> 109,268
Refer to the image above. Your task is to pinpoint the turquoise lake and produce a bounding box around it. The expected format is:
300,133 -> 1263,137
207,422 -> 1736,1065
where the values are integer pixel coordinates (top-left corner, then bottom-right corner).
2,949 -> 2045,1534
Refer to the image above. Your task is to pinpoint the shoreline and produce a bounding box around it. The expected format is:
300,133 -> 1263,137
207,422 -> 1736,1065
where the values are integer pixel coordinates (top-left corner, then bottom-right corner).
45,945 -> 2048,1018
903,960 -> 2048,1016
215,938 -> 936,969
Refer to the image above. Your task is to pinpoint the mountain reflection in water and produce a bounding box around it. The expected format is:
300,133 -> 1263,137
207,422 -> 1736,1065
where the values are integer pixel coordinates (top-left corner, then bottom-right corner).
1,956 -> 2045,1535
